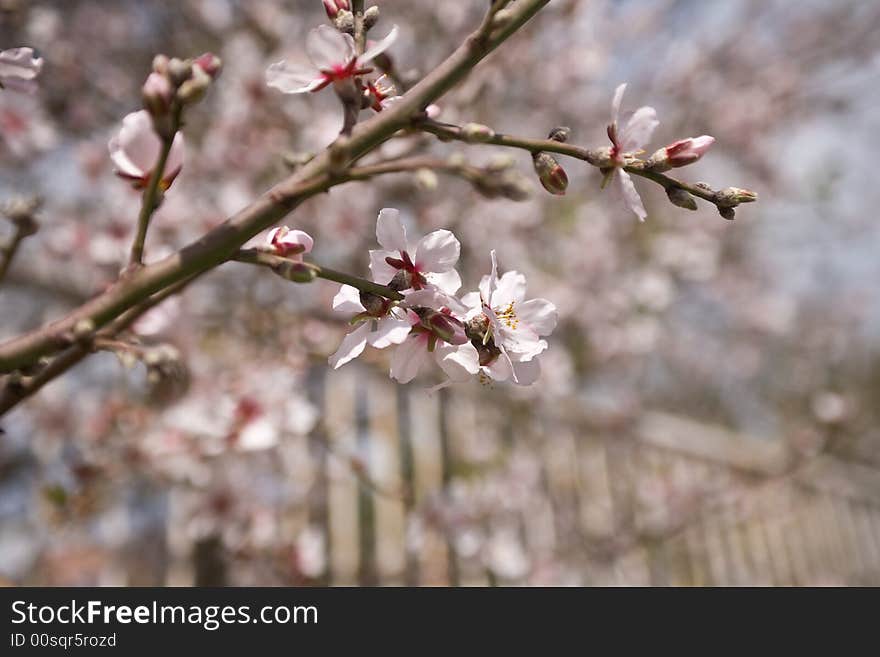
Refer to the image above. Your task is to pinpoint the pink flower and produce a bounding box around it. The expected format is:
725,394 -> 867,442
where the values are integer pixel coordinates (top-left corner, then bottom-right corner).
604,83 -> 658,221
266,226 -> 314,260
461,251 -> 557,386
664,135 -> 715,168
108,110 -> 184,190
365,74 -> 399,112
388,294 -> 480,384
0,47 -> 43,93
369,208 -> 461,294
328,285 -> 412,369
266,24 -> 398,95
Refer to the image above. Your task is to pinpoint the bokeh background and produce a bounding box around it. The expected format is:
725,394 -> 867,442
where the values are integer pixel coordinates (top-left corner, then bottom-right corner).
1,0 -> 879,586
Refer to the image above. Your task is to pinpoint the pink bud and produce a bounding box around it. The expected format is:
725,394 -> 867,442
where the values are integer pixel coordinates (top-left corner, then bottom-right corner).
664,135 -> 715,168
322,0 -> 350,19
267,226 -> 314,259
193,52 -> 222,80
533,152 -> 568,196
424,311 -> 468,345
142,72 -> 173,117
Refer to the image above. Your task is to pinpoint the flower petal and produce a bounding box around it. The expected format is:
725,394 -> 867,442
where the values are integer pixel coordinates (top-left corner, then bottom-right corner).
369,249 -> 399,285
328,322 -> 371,369
516,298 -> 558,336
611,83 -> 627,126
433,342 -> 480,381
0,47 -> 43,82
265,60 -> 322,94
491,270 -> 527,309
375,207 -> 407,252
390,333 -> 429,383
360,25 -> 399,64
109,110 -> 160,179
511,357 -> 541,386
425,268 -> 461,296
618,169 -> 647,221
332,284 -> 365,314
414,229 -> 459,273
620,106 -> 658,153
307,24 -> 355,70
369,315 -> 412,348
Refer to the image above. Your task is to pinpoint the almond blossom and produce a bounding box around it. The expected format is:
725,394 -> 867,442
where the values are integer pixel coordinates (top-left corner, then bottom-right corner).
603,83 -> 659,221
462,251 -> 557,386
266,226 -> 314,260
328,285 -> 412,369
0,47 -> 43,93
108,110 -> 184,190
388,290 -> 480,385
265,24 -> 398,95
369,207 -> 461,294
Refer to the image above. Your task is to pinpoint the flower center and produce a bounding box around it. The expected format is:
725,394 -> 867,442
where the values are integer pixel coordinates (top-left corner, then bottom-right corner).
385,250 -> 428,289
494,301 -> 519,330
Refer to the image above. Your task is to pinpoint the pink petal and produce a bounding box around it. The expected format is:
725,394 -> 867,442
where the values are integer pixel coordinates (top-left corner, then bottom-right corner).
618,169 -> 647,221
425,269 -> 461,296
369,315 -> 412,348
369,249 -> 399,286
328,322 -> 371,369
610,83 -> 627,127
433,342 -> 480,381
620,106 -> 659,153
265,60 -> 323,94
516,298 -> 558,336
491,270 -> 527,309
307,25 -> 355,70
331,284 -> 365,314
109,110 -> 160,179
0,47 -> 43,82
360,25 -> 399,64
375,207 -> 408,252
414,229 -> 459,274
510,358 -> 541,386
390,333 -> 429,383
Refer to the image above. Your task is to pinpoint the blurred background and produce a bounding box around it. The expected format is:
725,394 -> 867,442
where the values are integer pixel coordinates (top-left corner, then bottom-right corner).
1,0 -> 879,586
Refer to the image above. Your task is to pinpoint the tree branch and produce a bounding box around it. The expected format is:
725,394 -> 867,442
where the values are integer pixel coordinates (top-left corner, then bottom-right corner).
0,0 -> 550,376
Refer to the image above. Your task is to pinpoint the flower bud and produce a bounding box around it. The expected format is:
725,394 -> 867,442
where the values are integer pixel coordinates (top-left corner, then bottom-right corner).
666,187 -> 697,211
193,52 -> 222,80
152,54 -> 170,75
415,168 -> 438,190
461,123 -> 495,143
73,318 -> 95,341
3,196 -> 41,236
177,65 -> 211,105
359,291 -> 387,316
323,0 -> 350,19
664,135 -> 715,168
717,187 -> 758,206
167,58 -> 192,86
532,152 -> 568,196
548,126 -> 571,143
142,72 -> 173,117
718,206 -> 736,221
422,310 -> 467,345
364,6 -> 380,30
388,269 -> 413,291
335,9 -> 355,34
276,261 -> 317,283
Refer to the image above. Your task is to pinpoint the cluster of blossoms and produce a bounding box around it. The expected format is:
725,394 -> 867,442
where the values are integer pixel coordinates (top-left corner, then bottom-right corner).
314,209 -> 558,387
0,47 -> 43,93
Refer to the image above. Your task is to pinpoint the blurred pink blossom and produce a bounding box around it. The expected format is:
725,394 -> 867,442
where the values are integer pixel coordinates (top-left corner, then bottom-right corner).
108,110 -> 184,189
0,47 -> 43,93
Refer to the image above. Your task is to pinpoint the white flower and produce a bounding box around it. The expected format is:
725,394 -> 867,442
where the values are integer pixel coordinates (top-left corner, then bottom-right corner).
462,251 -> 557,386
108,110 -> 184,190
266,226 -> 314,259
266,24 -> 398,95
603,83 -> 659,221
369,207 -> 461,294
328,285 -> 412,369
0,47 -> 43,93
